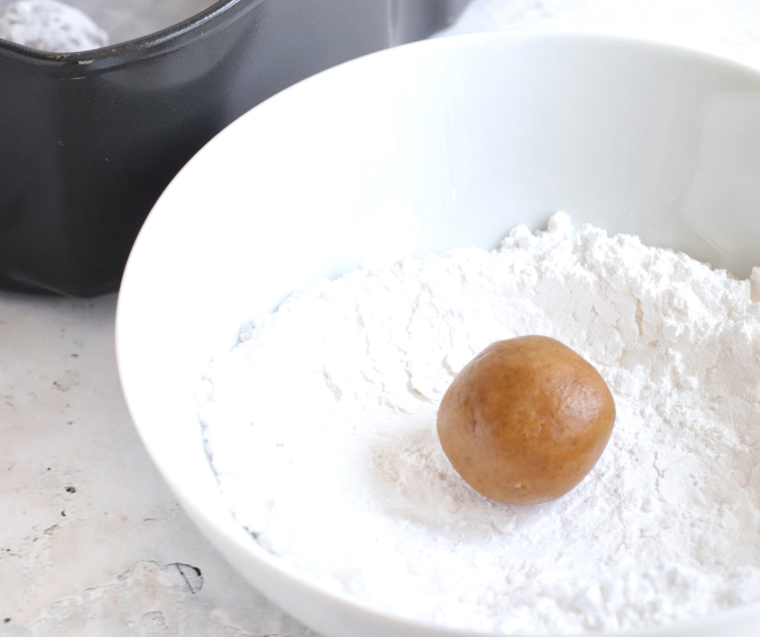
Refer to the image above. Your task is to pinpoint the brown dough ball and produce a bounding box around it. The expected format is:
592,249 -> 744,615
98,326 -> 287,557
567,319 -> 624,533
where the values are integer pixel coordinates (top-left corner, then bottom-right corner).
437,336 -> 615,505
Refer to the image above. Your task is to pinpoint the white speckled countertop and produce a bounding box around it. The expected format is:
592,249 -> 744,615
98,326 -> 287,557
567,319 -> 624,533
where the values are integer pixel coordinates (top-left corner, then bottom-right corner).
3,2 -> 760,635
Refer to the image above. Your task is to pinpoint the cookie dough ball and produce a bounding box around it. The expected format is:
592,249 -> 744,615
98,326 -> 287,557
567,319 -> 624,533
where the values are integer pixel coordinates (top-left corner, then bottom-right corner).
0,0 -> 108,52
437,336 -> 615,505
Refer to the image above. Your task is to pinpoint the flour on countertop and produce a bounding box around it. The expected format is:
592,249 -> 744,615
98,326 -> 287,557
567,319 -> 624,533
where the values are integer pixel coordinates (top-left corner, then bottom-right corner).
0,0 -> 108,52
198,213 -> 760,634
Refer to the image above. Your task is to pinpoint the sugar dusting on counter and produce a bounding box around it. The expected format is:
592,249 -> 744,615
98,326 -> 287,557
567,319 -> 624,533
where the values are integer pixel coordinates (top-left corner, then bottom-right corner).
198,214 -> 760,634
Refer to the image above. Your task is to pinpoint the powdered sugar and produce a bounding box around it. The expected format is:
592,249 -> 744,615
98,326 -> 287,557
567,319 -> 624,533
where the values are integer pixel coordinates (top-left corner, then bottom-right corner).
0,0 -> 108,52
198,214 -> 760,633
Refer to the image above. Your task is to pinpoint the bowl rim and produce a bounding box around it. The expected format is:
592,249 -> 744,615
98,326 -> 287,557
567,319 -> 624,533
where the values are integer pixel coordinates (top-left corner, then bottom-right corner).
116,30 -> 760,637
0,0 -> 259,68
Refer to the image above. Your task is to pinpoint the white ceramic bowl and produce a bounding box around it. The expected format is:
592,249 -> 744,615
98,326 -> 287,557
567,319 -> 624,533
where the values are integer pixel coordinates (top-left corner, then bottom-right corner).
117,32 -> 760,637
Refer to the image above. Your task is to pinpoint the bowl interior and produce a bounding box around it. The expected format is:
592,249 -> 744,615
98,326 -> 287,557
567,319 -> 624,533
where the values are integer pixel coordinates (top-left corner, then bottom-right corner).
117,32 -> 760,637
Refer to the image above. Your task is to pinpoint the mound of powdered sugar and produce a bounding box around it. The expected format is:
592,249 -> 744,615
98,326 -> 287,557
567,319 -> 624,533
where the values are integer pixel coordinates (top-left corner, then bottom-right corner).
198,213 -> 760,634
0,0 -> 108,52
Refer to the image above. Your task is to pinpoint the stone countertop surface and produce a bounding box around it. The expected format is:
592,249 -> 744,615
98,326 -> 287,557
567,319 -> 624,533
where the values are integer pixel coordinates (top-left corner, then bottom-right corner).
3,2 -> 760,635
2,293 -> 317,637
